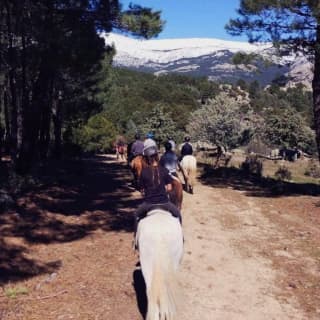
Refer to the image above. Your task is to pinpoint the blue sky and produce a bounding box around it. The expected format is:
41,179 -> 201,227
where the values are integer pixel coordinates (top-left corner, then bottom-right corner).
121,0 -> 246,41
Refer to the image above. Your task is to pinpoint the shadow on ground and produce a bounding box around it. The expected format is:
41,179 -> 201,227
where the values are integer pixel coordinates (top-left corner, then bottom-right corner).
199,164 -> 320,198
133,263 -> 147,319
0,155 -> 139,284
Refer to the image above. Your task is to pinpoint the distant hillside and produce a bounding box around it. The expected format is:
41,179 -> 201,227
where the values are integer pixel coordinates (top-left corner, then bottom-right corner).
102,33 -> 313,88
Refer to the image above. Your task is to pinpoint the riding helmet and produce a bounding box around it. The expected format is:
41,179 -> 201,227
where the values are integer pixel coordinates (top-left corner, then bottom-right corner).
143,139 -> 157,156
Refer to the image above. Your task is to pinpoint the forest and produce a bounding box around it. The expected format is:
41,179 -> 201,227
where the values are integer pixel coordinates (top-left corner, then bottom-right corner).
0,1 -> 319,182
0,0 -> 163,174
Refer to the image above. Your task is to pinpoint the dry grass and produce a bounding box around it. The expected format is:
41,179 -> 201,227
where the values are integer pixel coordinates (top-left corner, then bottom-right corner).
198,151 -> 320,185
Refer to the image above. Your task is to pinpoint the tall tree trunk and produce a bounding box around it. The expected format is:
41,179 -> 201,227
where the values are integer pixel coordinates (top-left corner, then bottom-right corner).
17,100 -> 42,172
39,102 -> 51,161
52,90 -> 62,159
312,24 -> 320,161
3,86 -> 10,153
16,59 -> 51,173
5,1 -> 18,161
0,87 -> 3,159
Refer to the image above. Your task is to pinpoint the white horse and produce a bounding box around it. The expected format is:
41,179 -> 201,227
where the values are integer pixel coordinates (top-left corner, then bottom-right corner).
180,155 -> 197,194
136,210 -> 184,320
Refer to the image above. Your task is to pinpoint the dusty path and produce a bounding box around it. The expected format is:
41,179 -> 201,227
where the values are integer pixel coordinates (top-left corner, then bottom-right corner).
179,184 -> 305,320
1,155 -> 319,319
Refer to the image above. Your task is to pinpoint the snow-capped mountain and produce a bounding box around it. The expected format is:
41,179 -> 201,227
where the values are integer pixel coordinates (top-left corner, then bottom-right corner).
102,32 -> 313,88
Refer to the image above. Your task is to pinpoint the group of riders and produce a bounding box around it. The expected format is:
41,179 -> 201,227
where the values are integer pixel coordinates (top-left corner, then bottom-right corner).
118,132 -> 194,231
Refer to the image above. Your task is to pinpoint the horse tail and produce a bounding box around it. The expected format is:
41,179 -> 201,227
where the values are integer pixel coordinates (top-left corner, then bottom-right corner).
147,241 -> 178,320
169,177 -> 183,210
130,156 -> 144,188
188,160 -> 197,189
181,155 -> 197,193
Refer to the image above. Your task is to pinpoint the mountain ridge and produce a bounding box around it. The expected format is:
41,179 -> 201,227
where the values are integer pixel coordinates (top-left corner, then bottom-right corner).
102,32 -> 313,88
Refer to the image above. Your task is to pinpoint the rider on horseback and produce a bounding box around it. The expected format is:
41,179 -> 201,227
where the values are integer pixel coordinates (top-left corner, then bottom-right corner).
160,141 -> 180,178
135,140 -> 182,229
129,133 -> 144,162
180,135 -> 193,160
167,135 -> 176,151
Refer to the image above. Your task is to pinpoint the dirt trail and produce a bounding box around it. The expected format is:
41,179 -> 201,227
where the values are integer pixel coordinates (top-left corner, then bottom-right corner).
1,155 -> 319,320
179,184 -> 305,320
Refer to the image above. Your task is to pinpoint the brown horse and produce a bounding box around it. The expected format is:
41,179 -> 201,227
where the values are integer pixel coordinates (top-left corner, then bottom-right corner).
130,155 -> 145,187
131,156 -> 183,210
169,175 -> 183,210
116,144 -> 127,161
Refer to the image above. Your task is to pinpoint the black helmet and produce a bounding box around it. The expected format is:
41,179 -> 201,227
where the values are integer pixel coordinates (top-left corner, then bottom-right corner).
184,136 -> 190,142
164,141 -> 172,151
135,133 -> 141,140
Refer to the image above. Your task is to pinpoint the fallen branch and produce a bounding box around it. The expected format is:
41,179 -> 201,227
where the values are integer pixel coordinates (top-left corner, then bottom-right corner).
36,289 -> 68,300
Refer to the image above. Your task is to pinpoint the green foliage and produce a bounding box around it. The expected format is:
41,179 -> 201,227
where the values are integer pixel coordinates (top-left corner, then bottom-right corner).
285,84 -> 313,123
120,4 -> 165,39
232,52 -> 258,65
138,105 -> 180,146
226,0 -> 320,159
246,137 -> 269,155
236,79 -> 248,91
187,92 -> 245,149
241,155 -> 263,177
100,67 -> 201,137
263,108 -> 316,153
125,119 -> 139,142
226,1 -> 318,47
72,114 -> 117,153
248,80 -> 260,99
96,64 -> 315,156
304,159 -> 320,178
93,57 -> 316,156
0,0 -> 164,172
5,286 -> 28,299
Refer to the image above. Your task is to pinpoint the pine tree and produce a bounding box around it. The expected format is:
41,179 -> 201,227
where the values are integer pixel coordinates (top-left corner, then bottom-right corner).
139,105 -> 178,147
226,0 -> 320,159
0,1 -> 164,172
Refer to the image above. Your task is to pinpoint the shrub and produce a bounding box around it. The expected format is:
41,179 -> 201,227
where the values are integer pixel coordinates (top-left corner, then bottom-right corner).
241,155 -> 263,176
187,92 -> 243,149
263,108 -> 316,154
5,286 -> 28,299
246,137 -> 269,155
304,159 -> 320,178
72,114 -> 117,154
275,165 -> 292,181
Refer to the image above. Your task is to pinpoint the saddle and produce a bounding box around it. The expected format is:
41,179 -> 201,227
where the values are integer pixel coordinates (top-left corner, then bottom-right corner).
133,204 -> 182,250
136,203 -> 180,223
146,208 -> 171,217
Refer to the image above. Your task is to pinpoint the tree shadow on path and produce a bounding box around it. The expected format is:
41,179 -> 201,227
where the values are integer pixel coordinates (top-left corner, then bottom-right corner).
199,164 -> 320,198
0,155 -> 140,284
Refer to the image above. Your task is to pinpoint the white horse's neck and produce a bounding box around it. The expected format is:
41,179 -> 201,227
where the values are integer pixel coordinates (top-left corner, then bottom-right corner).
146,209 -> 172,218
